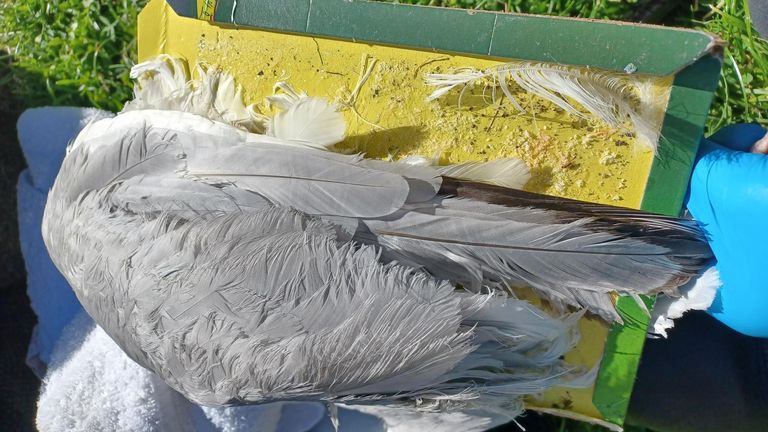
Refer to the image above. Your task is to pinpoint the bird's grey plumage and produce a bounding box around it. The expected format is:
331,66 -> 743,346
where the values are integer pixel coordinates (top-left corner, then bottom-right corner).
43,110 -> 586,412
42,61 -> 712,413
356,188 -> 709,322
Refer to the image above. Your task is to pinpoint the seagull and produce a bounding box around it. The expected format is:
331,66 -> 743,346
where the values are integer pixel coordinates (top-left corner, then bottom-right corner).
42,56 -> 712,416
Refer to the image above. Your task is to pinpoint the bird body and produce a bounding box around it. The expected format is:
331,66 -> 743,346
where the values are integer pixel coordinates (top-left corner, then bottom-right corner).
42,57 -> 712,413
43,110 -> 580,410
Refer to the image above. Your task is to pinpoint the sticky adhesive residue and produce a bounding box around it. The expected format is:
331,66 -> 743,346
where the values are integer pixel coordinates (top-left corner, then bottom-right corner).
140,18 -> 673,208
138,0 -> 674,421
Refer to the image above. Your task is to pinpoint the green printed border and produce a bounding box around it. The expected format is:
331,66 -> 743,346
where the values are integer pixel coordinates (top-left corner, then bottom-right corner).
209,0 -> 718,76
641,54 -> 723,215
165,0 -> 722,425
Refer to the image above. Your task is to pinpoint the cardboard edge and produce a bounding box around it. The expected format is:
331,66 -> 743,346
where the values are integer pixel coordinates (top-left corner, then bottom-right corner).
593,295 -> 656,424
412,3 -> 726,76
209,0 -> 720,76
641,54 -> 723,215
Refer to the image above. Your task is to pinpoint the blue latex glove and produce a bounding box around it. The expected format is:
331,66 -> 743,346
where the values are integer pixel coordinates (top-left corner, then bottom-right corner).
686,123 -> 768,337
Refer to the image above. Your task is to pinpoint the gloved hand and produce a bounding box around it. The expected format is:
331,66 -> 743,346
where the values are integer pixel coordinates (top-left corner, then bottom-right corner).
686,123 -> 768,337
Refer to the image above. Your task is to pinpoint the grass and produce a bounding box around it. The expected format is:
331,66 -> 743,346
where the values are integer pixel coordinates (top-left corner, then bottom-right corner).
1,1 -> 766,131
0,0 -> 146,112
0,1 -> 765,431
694,0 -> 768,131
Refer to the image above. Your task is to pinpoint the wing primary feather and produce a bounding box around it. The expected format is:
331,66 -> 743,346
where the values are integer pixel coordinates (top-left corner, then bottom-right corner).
360,178 -> 712,321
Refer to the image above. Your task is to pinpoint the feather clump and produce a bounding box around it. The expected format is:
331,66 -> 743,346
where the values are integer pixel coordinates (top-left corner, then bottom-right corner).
266,82 -> 347,149
425,62 -> 664,151
123,54 -> 267,133
124,56 -> 347,151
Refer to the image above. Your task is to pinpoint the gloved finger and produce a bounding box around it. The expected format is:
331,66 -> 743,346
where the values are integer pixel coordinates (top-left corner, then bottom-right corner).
706,123 -> 767,152
687,135 -> 768,336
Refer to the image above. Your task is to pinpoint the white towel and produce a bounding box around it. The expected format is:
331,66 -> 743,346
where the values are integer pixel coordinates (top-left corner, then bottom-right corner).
36,312 -> 502,431
37,312 -> 328,432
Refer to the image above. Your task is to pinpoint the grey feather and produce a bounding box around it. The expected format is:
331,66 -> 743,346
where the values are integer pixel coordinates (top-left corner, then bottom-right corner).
109,175 -> 270,217
359,193 -> 709,322
43,109 -> 588,413
43,105 -> 710,417
359,158 -> 442,203
186,141 -> 410,218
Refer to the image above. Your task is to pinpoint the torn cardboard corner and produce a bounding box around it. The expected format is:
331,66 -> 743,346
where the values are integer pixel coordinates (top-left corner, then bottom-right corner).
138,0 -> 722,428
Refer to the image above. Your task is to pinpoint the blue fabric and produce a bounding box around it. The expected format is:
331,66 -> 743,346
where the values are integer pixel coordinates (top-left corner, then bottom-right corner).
17,169 -> 82,367
16,107 -> 113,369
16,107 -> 113,191
686,124 -> 768,337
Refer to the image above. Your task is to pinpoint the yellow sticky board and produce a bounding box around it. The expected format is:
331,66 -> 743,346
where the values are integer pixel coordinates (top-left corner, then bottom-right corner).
138,0 -> 673,427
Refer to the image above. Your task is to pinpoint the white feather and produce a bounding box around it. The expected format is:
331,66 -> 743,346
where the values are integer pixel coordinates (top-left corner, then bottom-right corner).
341,404 -> 508,432
434,158 -> 531,189
123,55 -> 266,133
267,97 -> 347,149
397,155 -> 435,167
650,266 -> 721,337
425,62 -> 661,151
